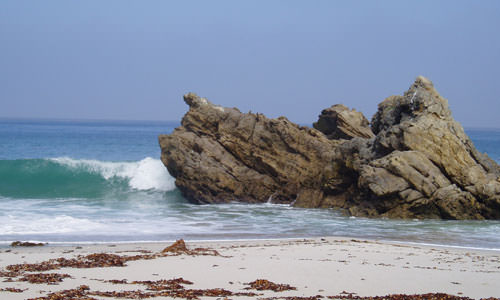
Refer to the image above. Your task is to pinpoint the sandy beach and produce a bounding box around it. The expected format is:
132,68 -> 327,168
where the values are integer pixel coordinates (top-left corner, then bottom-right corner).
0,237 -> 498,300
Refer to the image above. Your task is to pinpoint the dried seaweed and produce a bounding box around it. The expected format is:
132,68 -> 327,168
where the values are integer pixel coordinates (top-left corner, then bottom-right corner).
28,286 -> 500,300
18,273 -> 72,284
132,277 -> 194,291
260,295 -> 500,300
0,270 -> 21,278
162,239 -> 188,253
6,252 -> 153,273
0,240 -> 228,300
245,279 -> 297,292
260,296 -> 323,300
326,293 -> 499,300
0,287 -> 26,293
162,239 -> 221,256
9,241 -> 496,300
88,289 -> 156,299
5,240 -> 220,276
20,275 -> 500,300
6,261 -> 59,273
105,279 -> 129,284
132,277 -> 194,286
28,285 -> 96,300
28,277 -> 258,300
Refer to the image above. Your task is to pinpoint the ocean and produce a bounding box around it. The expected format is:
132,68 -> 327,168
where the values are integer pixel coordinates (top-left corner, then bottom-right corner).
1,119 -> 499,249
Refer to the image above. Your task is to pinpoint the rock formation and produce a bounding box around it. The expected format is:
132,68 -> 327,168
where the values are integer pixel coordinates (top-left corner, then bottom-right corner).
159,77 -> 500,219
159,93 -> 339,205
313,104 -> 374,140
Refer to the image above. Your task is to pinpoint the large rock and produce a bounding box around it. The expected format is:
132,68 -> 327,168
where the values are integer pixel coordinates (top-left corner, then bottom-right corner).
159,93 -> 339,205
313,104 -> 374,140
159,77 -> 500,219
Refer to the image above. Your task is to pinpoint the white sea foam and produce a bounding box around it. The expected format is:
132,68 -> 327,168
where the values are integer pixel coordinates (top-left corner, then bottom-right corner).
50,157 -> 176,191
0,215 -> 104,234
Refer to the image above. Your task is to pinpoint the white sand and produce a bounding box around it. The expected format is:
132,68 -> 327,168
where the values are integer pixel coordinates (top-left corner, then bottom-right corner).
0,238 -> 499,299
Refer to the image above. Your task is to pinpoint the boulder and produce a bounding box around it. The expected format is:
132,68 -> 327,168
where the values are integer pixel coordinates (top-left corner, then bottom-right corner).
313,104 -> 374,140
159,77 -> 500,219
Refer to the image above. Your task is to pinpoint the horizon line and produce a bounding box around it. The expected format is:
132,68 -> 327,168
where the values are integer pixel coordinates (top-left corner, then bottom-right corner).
0,116 -> 180,124
1,116 -> 499,131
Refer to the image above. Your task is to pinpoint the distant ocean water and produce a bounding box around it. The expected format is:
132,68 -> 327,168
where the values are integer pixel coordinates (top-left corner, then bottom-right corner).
1,119 -> 500,249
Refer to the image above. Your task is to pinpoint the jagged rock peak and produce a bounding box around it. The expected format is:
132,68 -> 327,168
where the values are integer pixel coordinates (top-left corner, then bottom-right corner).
414,75 -> 434,90
405,75 -> 451,119
183,92 -> 226,114
184,92 -> 216,108
371,76 -> 451,134
184,92 -> 205,107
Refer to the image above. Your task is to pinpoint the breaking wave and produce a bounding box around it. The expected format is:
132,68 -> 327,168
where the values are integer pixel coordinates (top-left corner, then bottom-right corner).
0,157 -> 175,199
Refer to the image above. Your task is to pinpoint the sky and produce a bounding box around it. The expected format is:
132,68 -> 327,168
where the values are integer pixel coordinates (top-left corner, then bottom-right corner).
1,1 -> 500,127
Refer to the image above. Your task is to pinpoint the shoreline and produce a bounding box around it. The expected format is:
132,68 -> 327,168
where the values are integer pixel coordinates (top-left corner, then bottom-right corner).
1,237 -> 499,299
2,236 -> 500,252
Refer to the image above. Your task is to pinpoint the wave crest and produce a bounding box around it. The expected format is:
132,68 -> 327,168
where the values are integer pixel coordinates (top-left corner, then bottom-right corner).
51,157 -> 175,191
0,157 -> 175,199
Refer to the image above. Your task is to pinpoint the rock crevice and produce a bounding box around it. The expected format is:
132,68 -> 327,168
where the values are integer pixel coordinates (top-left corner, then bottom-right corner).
159,77 -> 500,219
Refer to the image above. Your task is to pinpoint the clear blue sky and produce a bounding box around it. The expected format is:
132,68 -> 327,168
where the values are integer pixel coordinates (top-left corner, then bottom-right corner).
1,1 -> 499,127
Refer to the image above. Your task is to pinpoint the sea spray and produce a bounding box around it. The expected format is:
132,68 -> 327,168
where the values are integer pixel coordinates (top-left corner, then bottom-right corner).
51,157 -> 175,191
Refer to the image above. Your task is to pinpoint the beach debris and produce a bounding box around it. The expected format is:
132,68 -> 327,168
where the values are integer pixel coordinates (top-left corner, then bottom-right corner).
6,261 -> 59,273
326,293 -> 493,300
162,239 -> 189,253
132,277 -> 194,291
108,277 -> 260,299
88,289 -> 155,299
88,286 -> 258,299
339,291 -> 357,295
260,297 -> 323,300
10,241 -> 46,247
18,273 -> 500,300
6,254 -> 120,273
161,239 -> 221,256
27,278 -> 259,300
5,252 -> 157,274
0,252 -> 159,288
18,273 -> 72,284
7,246 -> 222,274
0,287 -> 26,293
0,270 -> 21,278
0,241 -> 226,297
245,279 -> 297,292
28,285 -> 95,300
27,286 -> 500,300
105,279 -> 129,284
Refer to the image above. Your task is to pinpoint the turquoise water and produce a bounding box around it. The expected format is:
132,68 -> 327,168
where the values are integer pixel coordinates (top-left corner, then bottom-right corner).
0,119 -> 499,249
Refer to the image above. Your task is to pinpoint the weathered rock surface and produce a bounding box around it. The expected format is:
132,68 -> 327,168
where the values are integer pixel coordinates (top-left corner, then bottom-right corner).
159,77 -> 500,219
313,104 -> 374,140
159,93 -> 339,205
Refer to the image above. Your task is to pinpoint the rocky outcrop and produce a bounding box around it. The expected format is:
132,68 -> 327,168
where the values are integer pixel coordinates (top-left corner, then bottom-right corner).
159,77 -> 500,219
313,104 -> 374,140
159,93 -> 339,205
